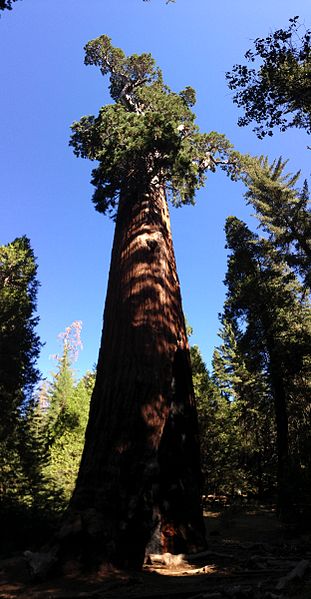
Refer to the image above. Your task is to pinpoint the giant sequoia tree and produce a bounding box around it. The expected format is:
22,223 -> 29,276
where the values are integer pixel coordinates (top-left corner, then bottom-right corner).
57,36 -> 237,570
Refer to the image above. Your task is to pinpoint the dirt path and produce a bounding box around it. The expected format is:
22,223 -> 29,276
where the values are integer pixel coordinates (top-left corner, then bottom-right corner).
1,506 -> 310,599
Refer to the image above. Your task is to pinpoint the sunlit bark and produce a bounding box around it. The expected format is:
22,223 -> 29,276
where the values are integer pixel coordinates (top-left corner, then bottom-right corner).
61,184 -> 206,569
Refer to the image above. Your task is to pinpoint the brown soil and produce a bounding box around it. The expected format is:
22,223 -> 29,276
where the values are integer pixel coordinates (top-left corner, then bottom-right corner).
1,506 -> 310,599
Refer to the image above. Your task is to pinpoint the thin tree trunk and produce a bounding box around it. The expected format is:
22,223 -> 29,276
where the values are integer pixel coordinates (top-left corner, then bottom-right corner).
60,185 -> 206,569
258,297 -> 291,516
267,344 -> 290,516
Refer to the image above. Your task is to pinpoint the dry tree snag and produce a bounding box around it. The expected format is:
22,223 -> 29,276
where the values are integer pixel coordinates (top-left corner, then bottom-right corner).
60,185 -> 206,569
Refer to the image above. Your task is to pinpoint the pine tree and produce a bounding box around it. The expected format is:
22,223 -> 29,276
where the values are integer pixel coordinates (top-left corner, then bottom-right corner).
45,322 -> 91,502
191,344 -> 240,495
213,316 -> 277,498
242,156 -> 311,287
0,237 -> 45,554
224,216 -> 311,514
0,236 -> 41,502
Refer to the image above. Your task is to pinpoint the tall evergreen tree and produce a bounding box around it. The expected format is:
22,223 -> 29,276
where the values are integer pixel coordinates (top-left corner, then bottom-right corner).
191,344 -> 240,495
242,156 -> 311,287
55,35 -> 240,571
0,236 -> 41,499
45,322 -> 91,501
213,316 -> 277,498
224,216 -> 310,514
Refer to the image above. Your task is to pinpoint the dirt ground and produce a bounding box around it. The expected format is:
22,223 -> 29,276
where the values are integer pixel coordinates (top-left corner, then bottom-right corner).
1,505 -> 310,599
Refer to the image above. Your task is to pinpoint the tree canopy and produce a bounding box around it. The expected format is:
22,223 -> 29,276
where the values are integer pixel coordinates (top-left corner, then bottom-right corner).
0,236 -> 41,430
0,0 -> 18,10
70,35 -> 239,218
223,215 -> 311,511
44,322 -> 92,502
0,236 -> 44,544
241,156 -> 311,287
226,17 -> 311,138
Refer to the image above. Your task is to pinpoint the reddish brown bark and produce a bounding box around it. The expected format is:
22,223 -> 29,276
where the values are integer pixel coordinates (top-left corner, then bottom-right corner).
60,185 -> 206,569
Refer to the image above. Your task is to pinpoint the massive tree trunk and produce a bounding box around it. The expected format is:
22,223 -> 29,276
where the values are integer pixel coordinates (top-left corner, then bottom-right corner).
59,184 -> 206,569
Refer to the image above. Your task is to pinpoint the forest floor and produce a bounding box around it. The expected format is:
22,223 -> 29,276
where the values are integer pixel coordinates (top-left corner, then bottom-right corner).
1,504 -> 310,599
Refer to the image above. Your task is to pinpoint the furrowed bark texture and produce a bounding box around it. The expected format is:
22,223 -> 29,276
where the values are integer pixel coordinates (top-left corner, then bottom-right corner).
61,185 -> 206,569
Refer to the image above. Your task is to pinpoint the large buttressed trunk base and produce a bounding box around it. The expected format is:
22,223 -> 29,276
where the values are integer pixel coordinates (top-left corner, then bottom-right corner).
58,185 -> 206,569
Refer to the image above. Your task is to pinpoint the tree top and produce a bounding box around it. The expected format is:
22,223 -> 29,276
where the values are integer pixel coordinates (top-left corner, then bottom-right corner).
70,35 -> 239,217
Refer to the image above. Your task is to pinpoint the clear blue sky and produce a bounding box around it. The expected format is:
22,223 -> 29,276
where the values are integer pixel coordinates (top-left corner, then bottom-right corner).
0,0 -> 310,380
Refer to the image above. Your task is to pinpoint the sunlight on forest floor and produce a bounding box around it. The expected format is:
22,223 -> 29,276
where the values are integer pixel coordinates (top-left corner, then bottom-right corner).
0,506 -> 310,599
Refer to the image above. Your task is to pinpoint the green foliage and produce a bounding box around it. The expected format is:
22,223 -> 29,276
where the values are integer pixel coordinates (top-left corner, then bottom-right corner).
0,236 -> 41,422
0,317 -> 95,557
241,156 -> 311,287
191,344 -> 241,495
224,216 -> 310,385
0,322 -> 95,556
226,17 -> 311,138
208,152 -> 310,504
0,237 -> 41,498
70,35 -> 239,218
45,377 -> 91,501
44,322 -> 93,501
213,317 -> 277,497
0,238 -> 62,555
212,317 -> 242,402
223,216 -> 311,506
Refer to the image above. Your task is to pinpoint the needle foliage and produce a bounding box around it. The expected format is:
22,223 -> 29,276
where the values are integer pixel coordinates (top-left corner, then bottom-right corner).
70,35 -> 239,218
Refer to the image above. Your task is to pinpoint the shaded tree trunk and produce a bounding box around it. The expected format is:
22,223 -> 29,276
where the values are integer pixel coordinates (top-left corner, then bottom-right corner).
60,185 -> 206,569
262,320 -> 290,515
252,285 -> 291,516
268,351 -> 290,517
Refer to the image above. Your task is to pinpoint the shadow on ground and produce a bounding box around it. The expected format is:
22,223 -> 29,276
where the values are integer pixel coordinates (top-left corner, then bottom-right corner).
1,506 -> 310,599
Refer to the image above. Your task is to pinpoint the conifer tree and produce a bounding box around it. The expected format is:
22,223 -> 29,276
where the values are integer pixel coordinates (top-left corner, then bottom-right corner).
191,344 -> 240,495
242,156 -> 311,287
56,35 -> 240,570
45,322 -> 91,501
0,236 -> 41,501
213,316 -> 277,498
224,216 -> 311,514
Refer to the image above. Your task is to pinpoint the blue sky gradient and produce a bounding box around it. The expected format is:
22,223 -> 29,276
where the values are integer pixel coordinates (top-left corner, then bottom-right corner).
0,0 -> 310,380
